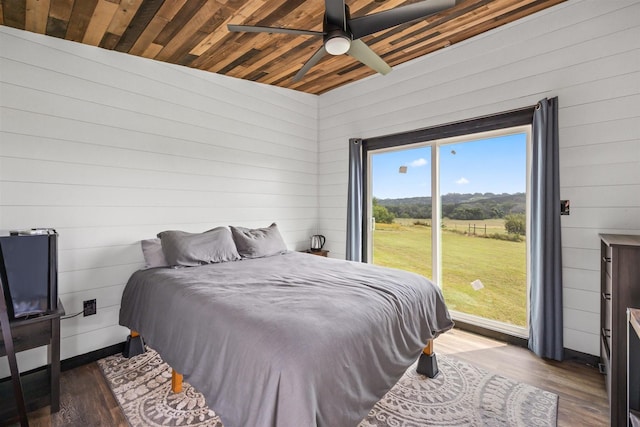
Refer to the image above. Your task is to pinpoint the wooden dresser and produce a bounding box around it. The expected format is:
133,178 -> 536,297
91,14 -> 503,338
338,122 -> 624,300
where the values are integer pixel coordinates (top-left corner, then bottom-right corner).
600,234 -> 640,427
628,308 -> 640,426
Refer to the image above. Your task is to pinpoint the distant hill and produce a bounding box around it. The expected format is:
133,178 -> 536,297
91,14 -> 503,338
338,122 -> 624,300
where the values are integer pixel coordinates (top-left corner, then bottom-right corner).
376,193 -> 525,220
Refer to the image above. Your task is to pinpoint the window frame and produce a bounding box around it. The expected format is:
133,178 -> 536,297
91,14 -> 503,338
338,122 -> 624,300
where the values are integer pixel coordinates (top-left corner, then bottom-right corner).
361,106 -> 534,261
361,106 -> 535,338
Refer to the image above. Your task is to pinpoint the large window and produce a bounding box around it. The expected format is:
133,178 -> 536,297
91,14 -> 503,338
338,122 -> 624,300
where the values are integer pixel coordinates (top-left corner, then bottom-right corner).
363,110 -> 533,337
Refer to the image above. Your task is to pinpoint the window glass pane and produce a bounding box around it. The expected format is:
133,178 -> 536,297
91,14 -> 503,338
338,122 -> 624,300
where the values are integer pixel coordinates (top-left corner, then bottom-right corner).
439,133 -> 527,327
370,146 -> 432,279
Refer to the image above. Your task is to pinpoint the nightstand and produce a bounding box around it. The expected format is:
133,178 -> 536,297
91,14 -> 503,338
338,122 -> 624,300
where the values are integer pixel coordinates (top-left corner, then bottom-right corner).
303,249 -> 329,257
0,301 -> 64,424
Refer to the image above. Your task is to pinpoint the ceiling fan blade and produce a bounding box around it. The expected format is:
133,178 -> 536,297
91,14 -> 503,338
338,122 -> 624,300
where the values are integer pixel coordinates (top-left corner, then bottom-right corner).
346,39 -> 392,75
227,24 -> 322,37
349,0 -> 456,39
293,45 -> 327,82
325,0 -> 346,31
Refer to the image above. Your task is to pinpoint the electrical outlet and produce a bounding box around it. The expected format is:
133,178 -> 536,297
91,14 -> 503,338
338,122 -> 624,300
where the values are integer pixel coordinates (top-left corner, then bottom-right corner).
83,299 -> 97,316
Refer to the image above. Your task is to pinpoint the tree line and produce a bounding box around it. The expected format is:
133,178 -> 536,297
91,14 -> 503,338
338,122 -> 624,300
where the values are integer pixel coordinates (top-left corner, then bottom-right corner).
373,193 -> 527,236
375,193 -> 525,221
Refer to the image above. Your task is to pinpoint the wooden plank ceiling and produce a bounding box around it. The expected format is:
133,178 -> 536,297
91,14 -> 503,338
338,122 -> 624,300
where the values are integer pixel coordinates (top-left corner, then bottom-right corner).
0,0 -> 565,94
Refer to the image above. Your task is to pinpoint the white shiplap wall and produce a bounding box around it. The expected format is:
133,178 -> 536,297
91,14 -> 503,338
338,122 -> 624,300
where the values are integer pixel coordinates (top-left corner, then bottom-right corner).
0,0 -> 637,373
317,0 -> 640,355
0,25 -> 318,375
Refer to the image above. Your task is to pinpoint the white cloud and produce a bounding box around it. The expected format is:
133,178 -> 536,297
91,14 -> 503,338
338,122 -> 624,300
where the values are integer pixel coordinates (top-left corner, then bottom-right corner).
456,177 -> 470,185
410,158 -> 428,167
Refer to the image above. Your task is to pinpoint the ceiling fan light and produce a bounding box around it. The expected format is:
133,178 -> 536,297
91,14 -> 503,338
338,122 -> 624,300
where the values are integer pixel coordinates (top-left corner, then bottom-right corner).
325,36 -> 351,55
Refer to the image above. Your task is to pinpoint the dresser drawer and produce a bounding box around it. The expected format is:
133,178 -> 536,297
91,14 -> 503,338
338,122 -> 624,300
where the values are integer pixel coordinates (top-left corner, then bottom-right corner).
601,337 -> 611,402
604,245 -> 612,276
0,319 -> 52,356
604,308 -> 612,347
604,276 -> 612,334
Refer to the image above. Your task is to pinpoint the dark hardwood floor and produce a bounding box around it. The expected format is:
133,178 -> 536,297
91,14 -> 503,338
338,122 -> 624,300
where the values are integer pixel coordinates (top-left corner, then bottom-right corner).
437,329 -> 609,426
1,363 -> 127,427
4,328 -> 608,426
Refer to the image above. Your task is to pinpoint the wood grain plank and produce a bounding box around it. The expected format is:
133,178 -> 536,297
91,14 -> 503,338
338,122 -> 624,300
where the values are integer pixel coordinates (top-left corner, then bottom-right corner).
154,0 -> 225,62
45,0 -> 73,37
47,0 -> 73,20
195,0 -> 325,75
115,0 -> 166,53
82,0 -> 119,46
188,0 -> 266,57
45,15 -> 67,38
252,0 -> 306,27
387,1 -> 502,49
187,0 -> 291,70
201,30 -> 298,74
65,0 -> 98,42
129,0 -> 188,55
153,0 -> 206,47
444,0 -> 565,48
386,0 -> 566,68
100,31 -> 121,49
376,0 -> 492,47
3,0 -> 27,29
218,47 -> 262,74
99,0 -> 145,49
141,41 -> 164,58
105,0 -> 144,38
199,0 -> 332,76
379,0 -> 538,63
25,0 -> 51,34
225,0 -> 294,28
226,36 -> 322,80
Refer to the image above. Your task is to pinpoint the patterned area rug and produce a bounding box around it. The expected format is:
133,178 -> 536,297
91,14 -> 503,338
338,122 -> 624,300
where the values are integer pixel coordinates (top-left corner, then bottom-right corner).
98,348 -> 557,427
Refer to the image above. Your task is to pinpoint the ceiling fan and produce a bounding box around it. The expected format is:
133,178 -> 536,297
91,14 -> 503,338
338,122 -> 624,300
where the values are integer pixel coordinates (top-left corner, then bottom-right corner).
228,0 -> 457,82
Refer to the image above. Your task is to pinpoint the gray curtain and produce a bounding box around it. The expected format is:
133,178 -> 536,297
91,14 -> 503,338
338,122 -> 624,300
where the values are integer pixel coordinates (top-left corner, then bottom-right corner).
529,97 -> 563,361
346,138 -> 363,262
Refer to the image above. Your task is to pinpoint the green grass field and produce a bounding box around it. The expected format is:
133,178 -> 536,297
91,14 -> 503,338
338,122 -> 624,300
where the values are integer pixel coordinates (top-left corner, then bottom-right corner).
373,219 -> 527,326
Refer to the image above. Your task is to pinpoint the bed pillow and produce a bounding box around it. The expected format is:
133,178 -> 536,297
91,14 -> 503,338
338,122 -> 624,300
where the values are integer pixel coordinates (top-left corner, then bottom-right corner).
157,227 -> 241,267
141,238 -> 169,269
230,223 -> 287,259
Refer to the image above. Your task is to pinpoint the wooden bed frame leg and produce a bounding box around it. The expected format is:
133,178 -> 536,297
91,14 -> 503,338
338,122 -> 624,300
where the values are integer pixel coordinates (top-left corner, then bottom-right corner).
122,330 -> 145,358
416,339 -> 439,378
172,369 -> 183,393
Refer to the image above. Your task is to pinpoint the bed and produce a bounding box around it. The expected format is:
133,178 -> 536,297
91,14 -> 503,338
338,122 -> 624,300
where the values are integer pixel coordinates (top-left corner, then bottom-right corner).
119,225 -> 453,427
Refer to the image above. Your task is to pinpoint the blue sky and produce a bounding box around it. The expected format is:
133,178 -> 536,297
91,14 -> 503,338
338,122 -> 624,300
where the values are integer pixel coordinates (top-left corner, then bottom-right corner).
371,133 -> 527,199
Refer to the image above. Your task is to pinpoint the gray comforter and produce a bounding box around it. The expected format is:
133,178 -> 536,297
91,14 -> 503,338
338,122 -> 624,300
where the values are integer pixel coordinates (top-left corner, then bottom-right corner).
119,251 -> 453,427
